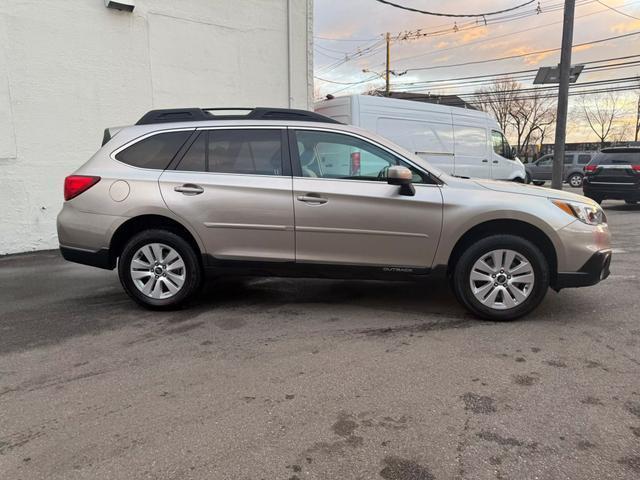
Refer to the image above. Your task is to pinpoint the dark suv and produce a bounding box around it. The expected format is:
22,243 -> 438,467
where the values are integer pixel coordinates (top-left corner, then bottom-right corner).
583,147 -> 640,204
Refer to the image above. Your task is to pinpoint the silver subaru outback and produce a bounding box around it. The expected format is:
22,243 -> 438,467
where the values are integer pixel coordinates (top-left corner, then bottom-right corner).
57,107 -> 611,320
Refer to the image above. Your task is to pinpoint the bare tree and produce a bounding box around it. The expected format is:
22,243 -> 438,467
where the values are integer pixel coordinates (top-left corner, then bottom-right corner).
579,93 -> 622,148
508,90 -> 556,157
474,79 -> 521,133
474,80 -> 556,160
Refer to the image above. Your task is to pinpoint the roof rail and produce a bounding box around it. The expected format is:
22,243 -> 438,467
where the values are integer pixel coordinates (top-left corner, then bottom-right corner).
135,107 -> 341,126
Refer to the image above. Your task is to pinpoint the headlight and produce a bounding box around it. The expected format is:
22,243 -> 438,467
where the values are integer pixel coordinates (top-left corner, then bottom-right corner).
551,199 -> 606,225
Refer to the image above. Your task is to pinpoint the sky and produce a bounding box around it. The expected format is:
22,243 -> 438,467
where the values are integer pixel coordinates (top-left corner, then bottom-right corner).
313,0 -> 640,143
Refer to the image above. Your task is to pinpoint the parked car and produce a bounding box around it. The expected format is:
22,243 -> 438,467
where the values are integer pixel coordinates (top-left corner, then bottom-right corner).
57,107 -> 611,321
525,151 -> 594,187
583,147 -> 640,204
315,95 -> 526,182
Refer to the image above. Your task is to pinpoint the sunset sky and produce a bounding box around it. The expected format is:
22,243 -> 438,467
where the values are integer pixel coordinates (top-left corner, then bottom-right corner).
314,0 -> 640,143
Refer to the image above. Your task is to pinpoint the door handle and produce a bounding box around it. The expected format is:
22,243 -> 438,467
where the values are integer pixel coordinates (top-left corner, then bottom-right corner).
492,160 -> 499,164
174,184 -> 204,195
482,159 -> 489,163
297,194 -> 328,205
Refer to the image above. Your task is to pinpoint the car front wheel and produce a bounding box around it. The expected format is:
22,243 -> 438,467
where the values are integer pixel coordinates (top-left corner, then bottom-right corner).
452,235 -> 549,321
118,229 -> 202,309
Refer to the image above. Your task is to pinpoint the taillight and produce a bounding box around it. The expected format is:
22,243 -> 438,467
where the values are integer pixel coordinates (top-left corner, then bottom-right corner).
632,165 -> 640,172
584,164 -> 597,173
350,151 -> 361,176
64,175 -> 100,201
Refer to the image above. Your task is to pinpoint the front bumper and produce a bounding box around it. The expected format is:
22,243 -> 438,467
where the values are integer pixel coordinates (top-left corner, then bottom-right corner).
553,249 -> 611,290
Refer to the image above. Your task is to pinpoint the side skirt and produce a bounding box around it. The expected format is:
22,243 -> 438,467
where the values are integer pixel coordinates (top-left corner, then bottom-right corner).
202,255 -> 441,281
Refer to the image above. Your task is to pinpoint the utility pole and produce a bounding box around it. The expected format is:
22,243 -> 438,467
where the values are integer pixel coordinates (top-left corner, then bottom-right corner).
385,32 -> 391,96
551,0 -> 576,190
635,91 -> 640,142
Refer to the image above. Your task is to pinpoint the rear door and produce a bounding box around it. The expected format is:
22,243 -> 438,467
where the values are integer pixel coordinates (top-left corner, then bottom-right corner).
563,154 -> 575,178
159,127 -> 295,262
290,128 -> 443,269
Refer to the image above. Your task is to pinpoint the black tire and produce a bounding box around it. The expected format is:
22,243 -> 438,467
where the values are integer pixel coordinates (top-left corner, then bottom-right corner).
118,229 -> 202,310
533,181 -> 545,186
525,172 -> 532,184
567,173 -> 583,188
452,235 -> 550,321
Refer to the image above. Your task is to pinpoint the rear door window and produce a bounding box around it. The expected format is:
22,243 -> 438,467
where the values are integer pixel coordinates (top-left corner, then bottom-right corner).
209,129 -> 283,175
564,154 -> 573,165
115,131 -> 192,169
175,129 -> 284,175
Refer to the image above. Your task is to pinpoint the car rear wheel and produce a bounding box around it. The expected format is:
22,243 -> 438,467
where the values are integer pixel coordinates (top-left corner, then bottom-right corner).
533,181 -> 545,186
567,173 -> 583,188
452,235 -> 549,321
118,229 -> 202,309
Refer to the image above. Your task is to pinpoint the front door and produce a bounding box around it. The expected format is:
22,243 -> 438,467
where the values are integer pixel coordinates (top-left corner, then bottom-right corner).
290,128 -> 443,269
159,128 -> 295,262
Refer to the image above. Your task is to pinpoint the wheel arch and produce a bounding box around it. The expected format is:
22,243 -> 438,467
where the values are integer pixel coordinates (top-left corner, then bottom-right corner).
446,219 -> 558,283
109,214 -> 203,267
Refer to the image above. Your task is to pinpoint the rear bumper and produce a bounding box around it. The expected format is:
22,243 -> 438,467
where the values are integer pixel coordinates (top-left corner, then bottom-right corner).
59,245 -> 114,270
583,183 -> 640,200
553,249 -> 611,290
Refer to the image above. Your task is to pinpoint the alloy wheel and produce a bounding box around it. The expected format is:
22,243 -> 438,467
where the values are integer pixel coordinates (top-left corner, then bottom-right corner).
129,243 -> 186,299
469,249 -> 535,310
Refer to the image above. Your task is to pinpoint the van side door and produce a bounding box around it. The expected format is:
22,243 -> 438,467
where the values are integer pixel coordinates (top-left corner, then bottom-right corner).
452,113 -> 491,178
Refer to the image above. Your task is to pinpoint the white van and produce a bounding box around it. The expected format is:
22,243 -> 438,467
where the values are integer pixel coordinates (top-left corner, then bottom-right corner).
315,95 -> 526,182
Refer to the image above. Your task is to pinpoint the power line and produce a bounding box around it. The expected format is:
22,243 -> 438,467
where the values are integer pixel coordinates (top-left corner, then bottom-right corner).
596,0 -> 640,20
373,0 -> 536,18
390,0 -> 639,66
404,30 -> 640,72
390,57 -> 640,90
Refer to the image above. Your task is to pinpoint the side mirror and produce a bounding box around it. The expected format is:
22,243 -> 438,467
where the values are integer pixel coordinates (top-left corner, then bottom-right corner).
387,165 -> 415,196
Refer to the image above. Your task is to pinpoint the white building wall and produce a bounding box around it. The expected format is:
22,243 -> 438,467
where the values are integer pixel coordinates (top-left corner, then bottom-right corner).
0,0 -> 313,254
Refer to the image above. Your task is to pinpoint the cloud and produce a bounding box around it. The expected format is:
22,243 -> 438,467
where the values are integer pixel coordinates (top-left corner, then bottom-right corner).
504,46 -> 554,65
461,27 -> 488,43
611,19 -> 640,33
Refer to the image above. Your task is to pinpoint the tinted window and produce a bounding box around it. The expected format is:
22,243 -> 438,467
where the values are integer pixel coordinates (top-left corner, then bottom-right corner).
578,154 -> 591,165
537,157 -> 552,166
591,151 -> 640,166
208,129 -> 282,175
564,155 -> 573,165
115,131 -> 191,169
294,130 -> 428,183
176,132 -> 206,171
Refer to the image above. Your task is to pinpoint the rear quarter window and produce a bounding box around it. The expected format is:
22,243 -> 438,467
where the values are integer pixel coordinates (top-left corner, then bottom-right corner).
115,131 -> 192,169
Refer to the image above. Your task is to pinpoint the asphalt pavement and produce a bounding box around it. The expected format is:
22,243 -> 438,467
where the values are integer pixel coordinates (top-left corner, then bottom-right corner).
1,190 -> 639,480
